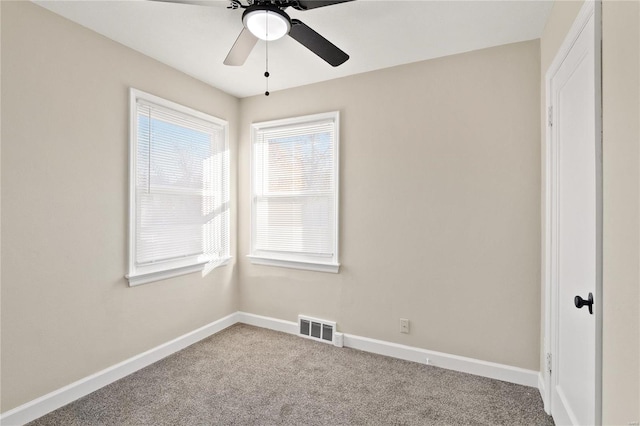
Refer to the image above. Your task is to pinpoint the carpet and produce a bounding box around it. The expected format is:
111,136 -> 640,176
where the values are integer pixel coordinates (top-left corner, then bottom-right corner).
28,323 -> 554,425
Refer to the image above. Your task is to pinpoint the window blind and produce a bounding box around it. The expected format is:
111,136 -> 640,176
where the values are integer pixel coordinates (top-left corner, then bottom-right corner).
134,99 -> 229,269
251,114 -> 338,268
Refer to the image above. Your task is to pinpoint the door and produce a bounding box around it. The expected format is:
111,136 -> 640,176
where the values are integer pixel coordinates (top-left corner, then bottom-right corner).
546,2 -> 602,425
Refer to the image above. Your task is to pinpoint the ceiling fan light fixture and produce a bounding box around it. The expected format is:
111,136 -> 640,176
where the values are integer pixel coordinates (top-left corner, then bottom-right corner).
243,6 -> 291,41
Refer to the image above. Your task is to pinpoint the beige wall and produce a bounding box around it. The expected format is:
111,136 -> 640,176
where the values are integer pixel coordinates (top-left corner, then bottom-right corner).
6,0 -> 637,421
1,1 -> 240,412
540,0 -> 640,423
602,1 -> 640,423
239,40 -> 542,370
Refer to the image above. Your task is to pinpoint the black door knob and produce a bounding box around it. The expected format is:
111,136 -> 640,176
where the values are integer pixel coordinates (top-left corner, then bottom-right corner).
574,292 -> 594,315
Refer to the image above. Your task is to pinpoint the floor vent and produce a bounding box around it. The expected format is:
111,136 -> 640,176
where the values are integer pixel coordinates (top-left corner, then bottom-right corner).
298,315 -> 337,345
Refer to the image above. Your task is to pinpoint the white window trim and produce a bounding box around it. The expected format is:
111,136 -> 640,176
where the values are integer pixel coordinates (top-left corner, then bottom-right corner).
249,111 -> 340,273
247,255 -> 339,273
126,88 -> 231,286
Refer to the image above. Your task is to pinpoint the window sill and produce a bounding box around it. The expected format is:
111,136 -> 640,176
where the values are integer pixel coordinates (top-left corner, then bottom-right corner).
247,255 -> 340,273
126,257 -> 231,286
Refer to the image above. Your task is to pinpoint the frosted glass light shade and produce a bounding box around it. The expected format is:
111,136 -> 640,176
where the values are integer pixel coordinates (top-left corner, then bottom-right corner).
243,9 -> 291,41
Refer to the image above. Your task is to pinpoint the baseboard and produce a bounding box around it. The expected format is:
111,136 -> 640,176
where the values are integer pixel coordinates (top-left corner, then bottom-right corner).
235,312 -> 538,388
538,371 -> 545,399
2,311 -> 540,425
236,311 -> 299,335
342,333 -> 539,388
538,372 -> 551,414
0,312 -> 238,426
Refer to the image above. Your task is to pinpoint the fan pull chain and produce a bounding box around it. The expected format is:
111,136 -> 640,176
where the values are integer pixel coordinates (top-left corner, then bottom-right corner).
264,11 -> 270,96
265,41 -> 270,96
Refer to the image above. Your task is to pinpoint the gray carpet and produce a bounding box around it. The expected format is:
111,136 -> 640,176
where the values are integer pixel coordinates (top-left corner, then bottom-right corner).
28,324 -> 554,425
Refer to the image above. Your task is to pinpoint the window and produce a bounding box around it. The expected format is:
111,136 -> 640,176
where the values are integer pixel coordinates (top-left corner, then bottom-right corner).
249,111 -> 339,273
127,89 -> 230,286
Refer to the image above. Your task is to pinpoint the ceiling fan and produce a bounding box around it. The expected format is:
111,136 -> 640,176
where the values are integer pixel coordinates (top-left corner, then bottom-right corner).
156,0 -> 354,67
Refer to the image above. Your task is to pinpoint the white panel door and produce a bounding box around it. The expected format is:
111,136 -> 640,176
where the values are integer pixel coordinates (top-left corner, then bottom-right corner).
548,3 -> 601,425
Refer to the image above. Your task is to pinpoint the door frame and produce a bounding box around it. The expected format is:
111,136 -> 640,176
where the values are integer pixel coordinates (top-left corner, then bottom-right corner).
542,0 -> 602,423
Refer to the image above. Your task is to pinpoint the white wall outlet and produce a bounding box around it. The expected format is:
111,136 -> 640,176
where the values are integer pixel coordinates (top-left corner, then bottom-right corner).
400,318 -> 410,334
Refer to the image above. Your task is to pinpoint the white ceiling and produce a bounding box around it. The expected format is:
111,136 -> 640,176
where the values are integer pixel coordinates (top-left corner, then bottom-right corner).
34,0 -> 553,98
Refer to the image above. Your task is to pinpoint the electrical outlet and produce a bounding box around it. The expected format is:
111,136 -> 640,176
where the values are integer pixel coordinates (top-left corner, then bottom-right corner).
400,318 -> 409,334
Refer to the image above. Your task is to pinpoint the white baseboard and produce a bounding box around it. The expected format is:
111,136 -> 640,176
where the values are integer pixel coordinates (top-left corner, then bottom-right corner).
538,372 -> 551,414
1,311 -> 540,425
342,334 -> 539,388
0,312 -> 238,426
236,311 -> 298,335
236,312 -> 538,388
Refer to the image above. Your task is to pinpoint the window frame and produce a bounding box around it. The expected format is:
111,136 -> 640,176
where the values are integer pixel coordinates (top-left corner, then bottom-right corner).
126,88 -> 230,286
248,111 -> 340,273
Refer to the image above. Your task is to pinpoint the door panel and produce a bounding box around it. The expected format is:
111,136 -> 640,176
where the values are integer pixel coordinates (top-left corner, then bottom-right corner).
548,8 -> 599,426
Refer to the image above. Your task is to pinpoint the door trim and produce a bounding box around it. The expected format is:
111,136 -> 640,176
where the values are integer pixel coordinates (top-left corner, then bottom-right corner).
543,0 -> 602,423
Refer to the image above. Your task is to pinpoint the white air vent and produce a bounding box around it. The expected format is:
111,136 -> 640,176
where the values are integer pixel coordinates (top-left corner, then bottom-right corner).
298,315 -> 336,345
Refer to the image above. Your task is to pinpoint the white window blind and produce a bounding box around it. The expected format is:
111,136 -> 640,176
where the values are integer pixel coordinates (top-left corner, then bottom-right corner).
250,112 -> 339,273
127,89 -> 230,286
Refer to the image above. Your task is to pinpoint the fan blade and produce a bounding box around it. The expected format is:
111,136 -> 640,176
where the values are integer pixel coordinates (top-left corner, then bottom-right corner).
293,0 -> 354,11
224,28 -> 258,66
288,19 -> 349,67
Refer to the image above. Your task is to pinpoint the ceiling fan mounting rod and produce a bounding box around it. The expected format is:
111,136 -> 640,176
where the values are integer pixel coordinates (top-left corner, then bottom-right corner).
227,0 -> 247,9
229,0 -> 310,10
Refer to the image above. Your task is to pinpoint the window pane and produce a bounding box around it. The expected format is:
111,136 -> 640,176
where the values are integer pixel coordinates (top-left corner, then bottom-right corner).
251,112 -> 338,268
255,196 -> 333,255
129,91 -> 229,282
258,131 -> 334,195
